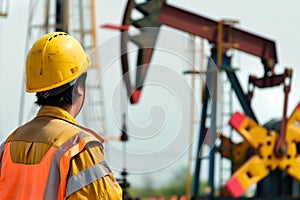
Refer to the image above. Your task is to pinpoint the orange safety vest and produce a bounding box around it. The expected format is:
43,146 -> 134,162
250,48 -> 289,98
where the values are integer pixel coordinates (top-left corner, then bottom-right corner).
0,131 -> 111,200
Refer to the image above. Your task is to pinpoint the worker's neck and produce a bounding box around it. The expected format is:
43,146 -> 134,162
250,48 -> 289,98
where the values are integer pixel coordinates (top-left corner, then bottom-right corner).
65,95 -> 84,118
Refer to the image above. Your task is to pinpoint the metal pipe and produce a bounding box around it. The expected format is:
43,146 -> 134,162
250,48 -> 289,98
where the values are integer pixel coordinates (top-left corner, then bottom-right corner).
0,0 -> 8,16
207,58 -> 218,199
192,80 -> 209,198
186,34 -> 196,200
55,0 -> 65,31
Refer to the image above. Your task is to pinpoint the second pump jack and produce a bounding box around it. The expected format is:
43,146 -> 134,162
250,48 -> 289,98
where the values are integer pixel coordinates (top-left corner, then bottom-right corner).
223,68 -> 300,198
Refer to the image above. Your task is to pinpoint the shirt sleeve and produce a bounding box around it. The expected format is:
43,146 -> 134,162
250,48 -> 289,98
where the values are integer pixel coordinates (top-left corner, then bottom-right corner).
66,144 -> 122,200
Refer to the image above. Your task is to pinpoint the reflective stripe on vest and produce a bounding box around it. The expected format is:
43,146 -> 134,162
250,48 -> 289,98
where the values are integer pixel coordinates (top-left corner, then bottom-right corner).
0,131 -> 107,200
44,131 -> 106,200
66,160 -> 111,197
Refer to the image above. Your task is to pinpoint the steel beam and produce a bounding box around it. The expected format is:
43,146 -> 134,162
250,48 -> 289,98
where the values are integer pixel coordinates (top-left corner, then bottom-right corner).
159,3 -> 278,70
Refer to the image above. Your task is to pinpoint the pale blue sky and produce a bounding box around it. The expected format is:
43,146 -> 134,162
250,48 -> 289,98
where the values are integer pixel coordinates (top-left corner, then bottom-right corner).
0,0 -> 300,188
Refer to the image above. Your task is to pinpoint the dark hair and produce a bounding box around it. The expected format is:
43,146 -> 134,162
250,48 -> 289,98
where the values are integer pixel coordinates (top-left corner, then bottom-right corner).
35,73 -> 87,107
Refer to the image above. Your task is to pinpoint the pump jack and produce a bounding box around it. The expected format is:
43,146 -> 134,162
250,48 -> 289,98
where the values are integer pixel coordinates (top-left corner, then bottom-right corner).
119,0 -> 300,199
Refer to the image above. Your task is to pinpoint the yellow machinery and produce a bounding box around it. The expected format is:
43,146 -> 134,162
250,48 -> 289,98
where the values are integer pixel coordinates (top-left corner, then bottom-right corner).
225,103 -> 300,197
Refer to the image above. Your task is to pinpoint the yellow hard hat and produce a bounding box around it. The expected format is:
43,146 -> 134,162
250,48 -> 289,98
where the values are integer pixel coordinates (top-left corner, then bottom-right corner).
26,32 -> 91,93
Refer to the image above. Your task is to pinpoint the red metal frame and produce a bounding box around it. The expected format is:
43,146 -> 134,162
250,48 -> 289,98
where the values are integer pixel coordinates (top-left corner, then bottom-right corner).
159,3 -> 278,72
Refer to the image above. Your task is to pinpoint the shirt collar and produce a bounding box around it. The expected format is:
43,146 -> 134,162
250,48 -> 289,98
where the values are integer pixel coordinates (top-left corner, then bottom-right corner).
36,106 -> 78,125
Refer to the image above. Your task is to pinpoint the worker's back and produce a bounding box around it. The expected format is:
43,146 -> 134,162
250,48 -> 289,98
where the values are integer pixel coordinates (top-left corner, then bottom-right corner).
0,106 -> 122,199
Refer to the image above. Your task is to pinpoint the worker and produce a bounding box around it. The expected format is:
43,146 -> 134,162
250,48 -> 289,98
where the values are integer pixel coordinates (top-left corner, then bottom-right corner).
0,32 -> 122,199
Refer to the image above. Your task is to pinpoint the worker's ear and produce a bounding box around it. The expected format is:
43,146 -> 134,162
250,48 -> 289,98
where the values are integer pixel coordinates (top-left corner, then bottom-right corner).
77,84 -> 85,97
